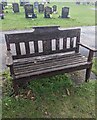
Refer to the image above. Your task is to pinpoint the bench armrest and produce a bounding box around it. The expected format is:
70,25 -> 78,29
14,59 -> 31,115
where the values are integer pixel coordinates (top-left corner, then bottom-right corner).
6,50 -> 13,66
78,43 -> 97,62
78,43 -> 97,52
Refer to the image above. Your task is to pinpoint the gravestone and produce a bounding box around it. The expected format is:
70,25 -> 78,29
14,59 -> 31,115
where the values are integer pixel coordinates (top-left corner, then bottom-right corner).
0,3 -> 4,19
0,3 -> 4,10
82,2 -> 87,5
20,0 -> 29,6
2,0 -> 7,7
20,0 -> 24,6
44,6 -> 52,18
34,1 -> 39,9
52,5 -> 57,13
24,3 -> 37,18
38,4 -> 44,13
12,3 -> 19,13
76,2 -> 80,5
87,2 -> 90,5
60,7 -> 69,18
95,1 -> 97,6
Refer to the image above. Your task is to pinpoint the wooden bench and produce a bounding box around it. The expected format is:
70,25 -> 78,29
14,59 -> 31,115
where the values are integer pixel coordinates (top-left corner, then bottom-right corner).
5,26 -> 97,95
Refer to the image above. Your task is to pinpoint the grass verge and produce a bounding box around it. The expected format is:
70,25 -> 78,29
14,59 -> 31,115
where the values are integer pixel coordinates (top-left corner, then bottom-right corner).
0,2 -> 95,31
92,57 -> 97,76
1,70 -> 96,118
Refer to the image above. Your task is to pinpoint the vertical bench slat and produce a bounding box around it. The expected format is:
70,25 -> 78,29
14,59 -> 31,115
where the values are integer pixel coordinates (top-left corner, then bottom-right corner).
34,41 -> 39,53
70,38 -> 74,48
76,36 -> 80,53
43,40 -> 52,54
25,42 -> 30,55
15,43 -> 21,56
63,38 -> 67,49
56,39 -> 59,51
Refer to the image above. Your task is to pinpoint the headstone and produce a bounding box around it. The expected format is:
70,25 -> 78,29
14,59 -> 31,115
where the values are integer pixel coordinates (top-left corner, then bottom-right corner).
76,2 -> 80,5
24,3 -> 37,18
87,2 -> 90,5
20,0 -> 29,6
2,0 -> 7,7
0,3 -> 4,19
44,6 -> 52,18
60,7 -> 69,18
52,5 -> 57,13
0,3 -> 4,10
34,1 -> 39,9
82,2 -> 87,5
20,0 -> 24,6
95,1 -> 97,6
38,4 -> 44,13
12,3 -> 19,13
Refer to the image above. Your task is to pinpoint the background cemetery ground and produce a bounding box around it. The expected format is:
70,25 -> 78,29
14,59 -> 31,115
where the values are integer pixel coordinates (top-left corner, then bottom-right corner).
0,2 -> 95,31
2,69 -> 96,118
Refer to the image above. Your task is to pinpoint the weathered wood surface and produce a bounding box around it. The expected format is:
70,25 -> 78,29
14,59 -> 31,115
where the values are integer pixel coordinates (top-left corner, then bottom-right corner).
13,53 -> 90,79
5,27 -> 80,59
5,26 -> 96,94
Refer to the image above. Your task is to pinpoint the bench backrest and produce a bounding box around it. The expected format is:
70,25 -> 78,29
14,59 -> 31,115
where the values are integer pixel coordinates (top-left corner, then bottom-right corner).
5,26 -> 81,60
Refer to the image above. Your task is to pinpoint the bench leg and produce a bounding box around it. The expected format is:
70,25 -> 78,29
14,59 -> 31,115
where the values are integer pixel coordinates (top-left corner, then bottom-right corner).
85,66 -> 92,82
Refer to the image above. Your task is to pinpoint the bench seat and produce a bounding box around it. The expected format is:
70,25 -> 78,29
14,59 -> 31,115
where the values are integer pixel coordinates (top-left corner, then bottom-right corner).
13,53 -> 91,79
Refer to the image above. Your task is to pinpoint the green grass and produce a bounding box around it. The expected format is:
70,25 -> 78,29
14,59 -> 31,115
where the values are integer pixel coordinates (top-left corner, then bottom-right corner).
0,2 -> 95,31
2,70 -> 96,118
92,57 -> 97,76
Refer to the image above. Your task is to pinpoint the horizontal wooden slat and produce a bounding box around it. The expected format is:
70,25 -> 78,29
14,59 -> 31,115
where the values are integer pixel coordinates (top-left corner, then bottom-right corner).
14,56 -> 86,71
14,62 -> 91,79
14,58 -> 87,75
13,53 -> 82,66
13,53 -> 89,79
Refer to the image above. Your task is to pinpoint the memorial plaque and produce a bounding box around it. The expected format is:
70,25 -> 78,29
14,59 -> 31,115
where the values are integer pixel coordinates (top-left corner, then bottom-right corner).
24,3 -> 37,18
12,3 -> 19,13
38,4 -> 44,13
44,6 -> 52,18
